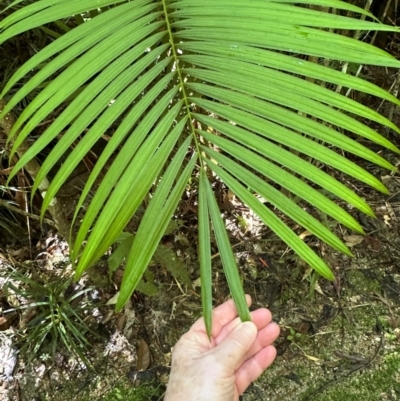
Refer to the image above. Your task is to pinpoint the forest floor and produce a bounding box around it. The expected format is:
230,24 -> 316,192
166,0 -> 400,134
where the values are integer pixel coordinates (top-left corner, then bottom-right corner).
1,159 -> 400,401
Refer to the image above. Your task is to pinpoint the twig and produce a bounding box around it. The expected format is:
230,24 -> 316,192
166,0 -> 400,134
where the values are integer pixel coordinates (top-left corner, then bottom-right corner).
376,72 -> 400,115
0,198 -> 56,226
371,0 -> 394,45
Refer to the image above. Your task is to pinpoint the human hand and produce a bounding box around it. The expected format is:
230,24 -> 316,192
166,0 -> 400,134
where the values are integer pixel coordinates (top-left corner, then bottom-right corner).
164,295 -> 280,401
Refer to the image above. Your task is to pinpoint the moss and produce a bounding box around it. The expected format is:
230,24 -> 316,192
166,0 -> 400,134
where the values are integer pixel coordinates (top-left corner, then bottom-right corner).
301,353 -> 400,401
79,381 -> 162,401
345,270 -> 382,294
102,383 -> 162,401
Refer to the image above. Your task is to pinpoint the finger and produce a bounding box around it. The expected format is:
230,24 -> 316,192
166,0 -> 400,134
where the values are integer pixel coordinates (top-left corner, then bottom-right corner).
215,308 -> 273,345
190,295 -> 252,338
242,322 -> 280,362
235,345 -> 277,395
216,320 -> 279,370
212,321 -> 257,369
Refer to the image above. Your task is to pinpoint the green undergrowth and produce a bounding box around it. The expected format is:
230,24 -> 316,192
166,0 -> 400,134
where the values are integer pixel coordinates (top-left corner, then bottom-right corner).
100,383 -> 162,401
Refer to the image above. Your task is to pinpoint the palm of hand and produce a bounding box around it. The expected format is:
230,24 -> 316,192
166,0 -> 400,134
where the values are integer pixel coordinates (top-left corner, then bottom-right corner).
165,296 -> 280,401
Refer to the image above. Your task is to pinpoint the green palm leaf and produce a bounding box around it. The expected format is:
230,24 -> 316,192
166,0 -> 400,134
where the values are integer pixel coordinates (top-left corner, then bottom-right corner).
203,157 -> 335,280
203,173 -> 251,322
1,0 -> 399,328
203,148 -> 351,258
198,170 -> 213,337
116,137 -> 196,310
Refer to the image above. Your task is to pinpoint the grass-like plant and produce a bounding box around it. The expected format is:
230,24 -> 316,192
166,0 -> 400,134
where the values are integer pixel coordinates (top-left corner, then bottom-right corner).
4,267 -> 96,365
0,0 -> 399,334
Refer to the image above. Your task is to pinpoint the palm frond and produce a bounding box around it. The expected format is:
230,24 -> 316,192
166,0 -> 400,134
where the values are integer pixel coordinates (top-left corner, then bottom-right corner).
1,0 -> 399,328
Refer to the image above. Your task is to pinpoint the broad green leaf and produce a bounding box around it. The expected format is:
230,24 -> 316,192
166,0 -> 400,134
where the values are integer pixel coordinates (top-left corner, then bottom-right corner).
108,234 -> 188,294
136,271 -> 159,296
108,235 -> 134,275
164,219 -> 185,236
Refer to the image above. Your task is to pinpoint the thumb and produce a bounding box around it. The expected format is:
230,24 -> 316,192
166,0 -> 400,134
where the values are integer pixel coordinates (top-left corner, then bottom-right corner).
212,322 -> 257,369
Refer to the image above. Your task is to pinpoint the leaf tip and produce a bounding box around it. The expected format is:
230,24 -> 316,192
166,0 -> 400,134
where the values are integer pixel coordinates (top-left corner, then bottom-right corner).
389,144 -> 400,155
342,246 -> 354,257
378,185 -> 390,195
115,294 -> 126,313
324,270 -> 335,281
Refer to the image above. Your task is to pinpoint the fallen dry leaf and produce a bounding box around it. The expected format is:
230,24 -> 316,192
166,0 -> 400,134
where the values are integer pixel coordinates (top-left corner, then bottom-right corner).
314,281 -> 324,296
136,339 -> 150,371
299,230 -> 313,240
343,235 -> 364,247
381,175 -> 392,186
0,313 -> 16,331
304,354 -> 321,362
383,214 -> 391,227
364,236 -> 382,252
192,277 -> 201,289
106,292 -> 120,306
123,302 -> 136,338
